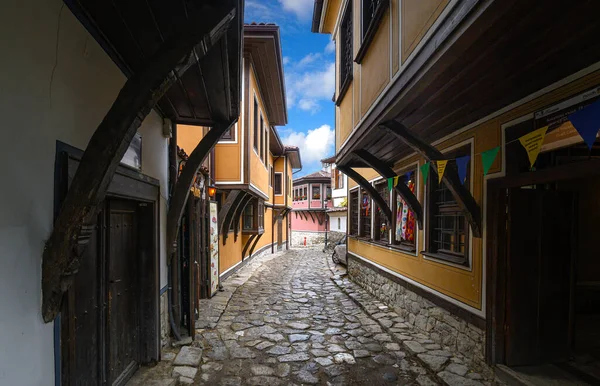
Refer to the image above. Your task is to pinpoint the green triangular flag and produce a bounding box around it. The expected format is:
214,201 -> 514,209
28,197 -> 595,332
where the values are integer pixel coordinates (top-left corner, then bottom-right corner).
420,162 -> 430,184
481,146 -> 500,176
387,177 -> 393,191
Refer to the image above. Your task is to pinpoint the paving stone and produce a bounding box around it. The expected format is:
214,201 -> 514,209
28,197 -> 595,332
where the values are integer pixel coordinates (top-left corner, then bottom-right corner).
353,349 -> 371,358
173,347 -> 203,367
256,341 -> 275,350
416,374 -> 438,386
310,349 -> 330,357
324,364 -> 347,377
250,365 -> 275,376
219,377 -> 241,386
267,345 -> 292,355
314,357 -> 334,366
205,346 -> 228,361
288,334 -> 309,343
230,346 -> 256,359
278,352 -> 311,362
404,340 -> 427,354
246,376 -> 283,385
262,333 -> 286,342
446,363 -> 469,376
201,362 -> 223,372
296,370 -> 319,384
172,366 -> 197,379
418,354 -> 449,372
172,336 -> 194,347
287,322 -> 310,330
437,371 -> 484,386
327,344 -> 346,353
333,353 -> 356,364
179,376 -> 194,385
275,363 -> 290,377
373,354 -> 396,365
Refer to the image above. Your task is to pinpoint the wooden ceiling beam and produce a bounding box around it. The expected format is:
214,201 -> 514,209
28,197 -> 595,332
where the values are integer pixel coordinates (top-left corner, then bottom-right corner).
41,7 -> 237,323
353,149 -> 423,229
337,165 -> 393,225
382,120 -> 482,237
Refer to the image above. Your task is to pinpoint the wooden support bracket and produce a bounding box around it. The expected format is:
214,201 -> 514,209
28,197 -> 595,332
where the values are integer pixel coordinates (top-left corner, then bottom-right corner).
353,149 -> 423,229
41,6 -> 237,323
308,211 -> 315,223
382,120 -> 482,237
242,234 -> 257,260
219,190 -> 246,244
248,233 -> 264,258
219,190 -> 242,233
337,165 -> 393,225
317,212 -> 325,226
233,194 -> 253,242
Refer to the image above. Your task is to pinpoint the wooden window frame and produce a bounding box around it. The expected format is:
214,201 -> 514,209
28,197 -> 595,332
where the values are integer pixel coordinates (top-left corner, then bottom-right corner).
326,185 -> 332,200
355,0 -> 389,64
349,189 -> 359,236
312,184 -> 321,200
391,169 -> 417,252
274,173 -> 283,195
336,4 -> 353,106
424,147 -> 471,266
259,114 -> 264,161
373,180 -> 390,243
253,98 -> 259,152
359,189 -> 372,239
243,198 -> 265,234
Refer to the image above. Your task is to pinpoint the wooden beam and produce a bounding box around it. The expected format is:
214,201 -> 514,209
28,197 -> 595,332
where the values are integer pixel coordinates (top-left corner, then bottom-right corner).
353,149 -> 423,229
218,190 -> 242,232
233,194 -> 253,242
41,7 -> 237,323
242,234 -> 257,260
167,120 -> 236,257
337,165 -> 393,225
248,233 -> 264,258
382,120 -> 482,237
308,211 -> 315,223
219,190 -> 246,244
317,212 -> 325,226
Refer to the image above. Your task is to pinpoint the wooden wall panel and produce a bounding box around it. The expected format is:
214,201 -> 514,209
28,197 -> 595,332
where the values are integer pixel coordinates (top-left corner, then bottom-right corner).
360,13 -> 391,116
323,0 -> 342,33
339,84 -> 354,146
401,0 -> 449,63
248,65 -> 270,197
392,0 -> 400,75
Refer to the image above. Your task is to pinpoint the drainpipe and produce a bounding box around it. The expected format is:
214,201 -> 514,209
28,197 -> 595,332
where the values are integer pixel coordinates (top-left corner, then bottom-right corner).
167,123 -> 182,342
272,155 -> 282,253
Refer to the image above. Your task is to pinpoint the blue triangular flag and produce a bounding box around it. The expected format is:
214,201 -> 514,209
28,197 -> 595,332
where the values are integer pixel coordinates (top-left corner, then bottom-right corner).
568,99 -> 600,150
455,155 -> 470,184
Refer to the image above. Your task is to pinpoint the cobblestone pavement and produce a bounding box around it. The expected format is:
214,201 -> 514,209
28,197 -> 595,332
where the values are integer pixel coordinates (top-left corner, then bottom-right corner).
133,248 -> 498,385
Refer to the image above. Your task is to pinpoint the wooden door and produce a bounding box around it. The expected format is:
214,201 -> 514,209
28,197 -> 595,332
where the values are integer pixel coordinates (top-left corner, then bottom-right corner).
107,199 -> 140,384
505,188 -> 575,366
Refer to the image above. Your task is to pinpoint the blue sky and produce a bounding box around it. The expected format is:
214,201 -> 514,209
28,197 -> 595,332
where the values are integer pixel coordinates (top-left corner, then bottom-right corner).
245,0 -> 335,177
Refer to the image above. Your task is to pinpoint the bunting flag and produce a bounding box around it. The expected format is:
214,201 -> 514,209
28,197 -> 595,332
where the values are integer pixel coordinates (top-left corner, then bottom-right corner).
420,162 -> 430,184
519,126 -> 548,169
568,99 -> 600,150
481,147 -> 500,176
387,177 -> 394,191
436,160 -> 448,184
455,155 -> 470,184
393,176 -> 399,188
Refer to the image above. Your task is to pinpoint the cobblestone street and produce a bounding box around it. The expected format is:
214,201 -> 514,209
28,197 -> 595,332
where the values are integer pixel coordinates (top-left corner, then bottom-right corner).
131,248 -> 496,386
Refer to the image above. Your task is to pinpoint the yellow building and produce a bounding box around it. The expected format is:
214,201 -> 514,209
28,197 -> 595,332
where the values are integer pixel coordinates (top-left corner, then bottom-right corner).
313,0 -> 600,380
178,23 -> 301,285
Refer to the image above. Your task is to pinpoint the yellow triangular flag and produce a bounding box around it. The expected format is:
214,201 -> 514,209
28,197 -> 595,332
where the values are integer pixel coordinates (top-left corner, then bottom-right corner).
436,160 -> 448,184
518,126 -> 548,169
393,176 -> 399,187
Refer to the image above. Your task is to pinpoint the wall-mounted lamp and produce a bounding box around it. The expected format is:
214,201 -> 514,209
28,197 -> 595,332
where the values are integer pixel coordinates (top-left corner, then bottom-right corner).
207,186 -> 217,198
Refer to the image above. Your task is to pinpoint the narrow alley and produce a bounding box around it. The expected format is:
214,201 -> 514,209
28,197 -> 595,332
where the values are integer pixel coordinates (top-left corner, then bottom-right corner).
131,248 -> 492,386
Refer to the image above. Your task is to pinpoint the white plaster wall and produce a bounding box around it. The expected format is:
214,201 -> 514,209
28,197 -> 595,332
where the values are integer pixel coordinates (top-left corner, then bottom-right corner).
0,1 -> 168,384
328,213 -> 347,232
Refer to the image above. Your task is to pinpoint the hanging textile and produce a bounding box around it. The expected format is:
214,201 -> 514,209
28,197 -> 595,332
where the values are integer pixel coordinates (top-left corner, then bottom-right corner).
404,180 -> 416,242
395,196 -> 403,241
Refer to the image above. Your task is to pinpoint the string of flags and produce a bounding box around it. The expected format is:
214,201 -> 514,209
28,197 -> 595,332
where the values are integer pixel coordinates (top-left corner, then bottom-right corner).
387,99 -> 600,190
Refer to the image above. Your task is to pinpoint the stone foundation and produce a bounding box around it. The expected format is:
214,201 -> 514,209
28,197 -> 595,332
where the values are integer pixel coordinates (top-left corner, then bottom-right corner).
160,290 -> 169,348
347,255 -> 488,372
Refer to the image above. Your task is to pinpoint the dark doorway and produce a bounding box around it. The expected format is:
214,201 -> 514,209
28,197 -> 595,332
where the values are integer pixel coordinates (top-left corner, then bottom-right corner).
277,216 -> 283,251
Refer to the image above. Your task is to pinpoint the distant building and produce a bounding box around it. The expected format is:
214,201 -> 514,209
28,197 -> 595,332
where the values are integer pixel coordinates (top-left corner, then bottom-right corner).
290,164 -> 331,246
322,155 -> 348,235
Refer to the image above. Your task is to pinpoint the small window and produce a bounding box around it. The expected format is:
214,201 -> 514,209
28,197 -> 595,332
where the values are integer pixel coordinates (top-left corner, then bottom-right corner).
359,189 -> 372,238
349,190 -> 359,236
337,217 -> 341,230
312,185 -> 321,200
426,147 -> 471,266
263,125 -> 268,164
373,181 -> 389,242
335,169 -> 344,189
243,198 -> 265,233
253,98 -> 259,151
274,173 -> 283,195
338,4 -> 353,102
269,166 -> 273,187
356,0 -> 389,63
326,186 -> 332,200
243,201 -> 255,231
393,171 -> 417,250
303,187 -> 307,200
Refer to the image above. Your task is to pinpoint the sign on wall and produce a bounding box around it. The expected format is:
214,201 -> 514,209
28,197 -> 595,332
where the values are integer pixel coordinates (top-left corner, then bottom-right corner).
209,201 -> 220,297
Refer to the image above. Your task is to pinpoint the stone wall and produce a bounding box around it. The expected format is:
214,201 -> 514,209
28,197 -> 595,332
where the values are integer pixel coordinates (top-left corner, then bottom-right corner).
160,291 -> 169,348
347,256 -> 488,373
291,231 -> 325,247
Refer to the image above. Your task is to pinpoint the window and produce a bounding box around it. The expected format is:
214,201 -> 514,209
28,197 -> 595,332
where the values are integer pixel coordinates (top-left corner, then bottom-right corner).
359,189 -> 371,238
356,0 -> 389,63
426,148 -> 470,266
274,173 -> 283,195
393,171 -> 417,250
335,168 -> 344,189
349,190 -> 359,236
338,4 -> 353,103
303,187 -> 307,200
259,115 -> 264,161
337,217 -> 341,230
253,98 -> 258,151
243,198 -> 265,232
312,185 -> 321,200
221,124 -> 235,140
373,181 -> 389,242
326,186 -> 332,200
269,166 -> 273,187
263,124 -> 268,164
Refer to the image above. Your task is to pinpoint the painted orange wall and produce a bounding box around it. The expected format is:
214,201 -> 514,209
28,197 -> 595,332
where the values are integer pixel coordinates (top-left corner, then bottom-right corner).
248,65 -> 270,198
274,157 -> 286,206
219,233 -> 243,275
215,122 -> 242,183
177,124 -> 205,154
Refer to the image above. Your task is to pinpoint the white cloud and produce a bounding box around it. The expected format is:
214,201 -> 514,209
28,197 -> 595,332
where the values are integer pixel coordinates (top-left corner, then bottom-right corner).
286,62 -> 335,110
281,124 -> 335,165
297,52 -> 322,67
298,99 -> 320,112
325,40 -> 335,53
278,0 -> 314,21
283,56 -> 291,65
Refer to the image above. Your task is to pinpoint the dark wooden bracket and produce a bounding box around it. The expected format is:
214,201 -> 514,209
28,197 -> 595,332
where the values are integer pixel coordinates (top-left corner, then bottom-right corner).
382,120 -> 482,237
302,212 -> 309,221
248,233 -> 264,258
317,212 -> 325,226
167,120 -> 236,257
353,149 -> 423,229
41,7 -> 237,323
294,211 -> 298,219
308,211 -> 315,223
242,234 -> 257,260
220,190 -> 247,244
233,194 -> 253,242
337,165 -> 393,225
219,190 -> 242,233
